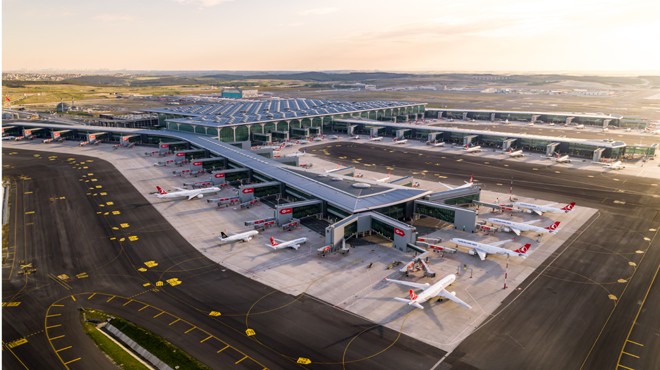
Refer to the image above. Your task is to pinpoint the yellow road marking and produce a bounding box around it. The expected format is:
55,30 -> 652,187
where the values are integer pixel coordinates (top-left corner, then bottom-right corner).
24,211 -> 35,215
63,357 -> 81,365
52,304 -> 64,307
7,338 -> 28,348
46,324 -> 62,329
153,311 -> 164,318
50,335 -> 65,340
106,296 -> 115,303
70,295 -> 76,302
138,305 -> 149,312
627,340 -> 644,347
122,299 -> 133,307
200,335 -> 213,343
46,314 -> 62,318
622,351 -> 639,359
169,318 -> 180,326
217,345 -> 229,353
184,326 -> 196,334
235,355 -> 248,364
88,293 -> 96,300
56,346 -> 72,353
617,365 -> 634,370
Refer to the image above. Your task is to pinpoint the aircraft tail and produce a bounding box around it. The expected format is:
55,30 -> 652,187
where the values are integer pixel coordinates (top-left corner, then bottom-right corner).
269,236 -> 279,246
467,175 -> 474,184
156,186 -> 167,195
220,232 -> 228,239
514,243 -> 531,255
562,202 -> 575,212
546,221 -> 561,231
409,289 -> 418,301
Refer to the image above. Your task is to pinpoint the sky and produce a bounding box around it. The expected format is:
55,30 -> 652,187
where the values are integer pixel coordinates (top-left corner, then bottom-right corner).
3,0 -> 660,73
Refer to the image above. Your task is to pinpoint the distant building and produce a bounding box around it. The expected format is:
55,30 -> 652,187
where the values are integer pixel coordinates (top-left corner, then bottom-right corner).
221,88 -> 258,99
56,103 -> 71,112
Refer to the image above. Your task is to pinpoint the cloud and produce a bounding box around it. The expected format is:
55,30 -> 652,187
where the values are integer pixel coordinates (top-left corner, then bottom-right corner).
93,14 -> 136,23
299,7 -> 338,16
173,0 -> 233,8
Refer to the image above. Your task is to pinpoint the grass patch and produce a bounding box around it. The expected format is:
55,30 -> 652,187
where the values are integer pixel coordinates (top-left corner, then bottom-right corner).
108,316 -> 211,370
82,320 -> 150,370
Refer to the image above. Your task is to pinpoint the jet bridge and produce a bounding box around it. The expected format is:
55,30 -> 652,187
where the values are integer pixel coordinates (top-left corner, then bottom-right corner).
275,199 -> 323,225
463,135 -> 478,146
158,141 -> 189,155
174,149 -> 208,164
414,200 -> 477,233
546,142 -> 561,156
325,212 -> 417,252
189,157 -> 226,173
395,129 -> 411,139
502,138 -> 517,151
238,181 -> 282,203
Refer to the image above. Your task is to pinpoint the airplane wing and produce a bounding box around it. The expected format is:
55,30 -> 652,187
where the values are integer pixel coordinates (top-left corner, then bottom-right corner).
187,190 -> 201,200
490,239 -> 511,248
174,187 -> 187,191
510,227 -> 521,236
385,278 -> 430,290
438,182 -> 454,190
475,249 -> 487,261
533,209 -> 544,216
523,219 -> 540,225
437,289 -> 472,309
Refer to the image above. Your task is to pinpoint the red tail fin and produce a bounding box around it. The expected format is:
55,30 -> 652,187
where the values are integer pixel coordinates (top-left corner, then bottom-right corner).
468,175 -> 474,183
515,243 -> 531,254
546,221 -> 560,230
562,202 -> 575,212
269,237 -> 278,246
156,186 -> 167,194
409,289 -> 418,301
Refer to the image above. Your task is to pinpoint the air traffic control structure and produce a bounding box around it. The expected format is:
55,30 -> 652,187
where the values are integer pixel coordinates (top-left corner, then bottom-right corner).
4,122 -> 481,253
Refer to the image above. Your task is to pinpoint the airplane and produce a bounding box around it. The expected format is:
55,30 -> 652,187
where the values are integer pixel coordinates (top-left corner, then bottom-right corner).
285,150 -> 306,158
488,218 -> 560,236
603,161 -> 625,170
369,136 -> 383,142
2,135 -> 16,141
263,143 -> 286,151
393,138 -> 408,145
267,236 -> 307,251
439,175 -> 475,190
385,274 -> 472,310
575,124 -> 585,129
553,153 -> 571,163
506,149 -> 525,157
313,137 -> 324,142
464,144 -> 482,153
427,141 -> 445,147
329,135 -> 339,140
451,237 -> 531,261
513,201 -> 575,215
375,172 -> 391,183
155,185 -> 221,200
297,139 -> 310,144
351,135 -> 360,140
218,230 -> 259,244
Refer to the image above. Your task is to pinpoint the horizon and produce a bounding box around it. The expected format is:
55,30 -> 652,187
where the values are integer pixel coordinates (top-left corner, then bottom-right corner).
3,0 -> 660,74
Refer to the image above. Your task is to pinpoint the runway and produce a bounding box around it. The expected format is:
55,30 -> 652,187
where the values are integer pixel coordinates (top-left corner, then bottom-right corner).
309,142 -> 660,370
2,148 -> 445,370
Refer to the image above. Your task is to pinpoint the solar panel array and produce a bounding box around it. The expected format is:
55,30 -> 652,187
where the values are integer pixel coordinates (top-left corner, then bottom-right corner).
148,98 -> 417,127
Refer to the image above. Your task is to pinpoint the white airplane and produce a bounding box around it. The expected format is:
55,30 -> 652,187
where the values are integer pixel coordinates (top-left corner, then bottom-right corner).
297,139 -> 310,144
553,153 -> 571,163
329,135 -> 339,140
603,161 -> 625,170
218,230 -> 259,244
440,175 -> 475,190
369,136 -> 383,142
385,274 -> 472,310
451,238 -> 530,261
488,218 -> 560,236
375,172 -> 391,183
506,149 -> 525,158
513,201 -> 575,216
263,143 -> 286,151
155,185 -> 221,200
267,236 -> 307,251
464,144 -> 482,153
313,137 -> 324,142
575,124 -> 585,129
351,135 -> 360,140
285,150 -> 306,158
2,136 -> 16,141
427,141 -> 445,147
393,138 -> 408,145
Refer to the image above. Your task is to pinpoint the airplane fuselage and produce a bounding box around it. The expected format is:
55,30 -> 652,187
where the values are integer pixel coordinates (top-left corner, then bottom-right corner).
157,187 -> 220,200
451,238 -> 521,258
415,274 -> 455,304
488,218 -> 556,234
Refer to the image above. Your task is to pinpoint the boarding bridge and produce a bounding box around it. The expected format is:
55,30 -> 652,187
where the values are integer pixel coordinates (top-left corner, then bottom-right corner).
414,199 -> 477,233
174,149 -> 208,164
426,186 -> 480,204
291,127 -> 309,138
275,199 -> 323,226
348,125 -> 357,135
212,168 -> 251,183
23,127 -> 45,140
565,116 -> 575,125
87,132 -> 107,144
120,135 -> 140,147
325,166 -> 355,176
368,127 -> 385,137
427,132 -> 443,143
502,138 -> 517,151
271,130 -> 289,141
189,157 -> 226,173
252,147 -> 275,159
592,147 -> 605,162
546,142 -> 561,156
463,135 -> 478,146
158,141 -> 189,156
51,130 -> 72,141
325,212 -> 417,252
238,181 -> 281,203
388,176 -> 414,186
252,133 -> 271,145
395,129 -> 411,139
273,156 -> 299,166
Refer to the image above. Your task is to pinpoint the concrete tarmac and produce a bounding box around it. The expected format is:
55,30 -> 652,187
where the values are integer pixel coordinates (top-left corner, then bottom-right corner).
2,149 -> 445,370
309,141 -> 660,370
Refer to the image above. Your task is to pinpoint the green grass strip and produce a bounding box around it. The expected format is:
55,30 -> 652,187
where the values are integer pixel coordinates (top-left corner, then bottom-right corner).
82,321 -> 150,370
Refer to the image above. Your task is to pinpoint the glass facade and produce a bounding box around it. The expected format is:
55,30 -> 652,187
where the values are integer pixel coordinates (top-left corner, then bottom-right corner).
444,194 -> 479,205
375,204 -> 406,221
293,204 -> 323,219
219,127 -> 234,142
371,218 -> 394,240
254,185 -> 280,198
415,203 -> 455,223
344,221 -> 357,238
235,125 -> 249,141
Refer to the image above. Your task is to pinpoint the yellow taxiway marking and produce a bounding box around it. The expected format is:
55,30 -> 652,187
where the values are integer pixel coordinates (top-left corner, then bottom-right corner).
88,293 -> 97,300
50,335 -> 65,340
70,295 -> 76,302
2,301 -> 21,307
122,299 -> 133,307
46,313 -> 62,318
200,335 -> 213,343
209,311 -> 221,317
617,365 -> 634,370
622,351 -> 640,359
63,357 -> 81,365
627,340 -> 644,347
106,201 -> 114,206
138,305 -> 149,312
52,304 -> 64,307
245,328 -> 255,336
169,318 -> 180,326
24,211 -> 35,215
6,338 -> 28,348
106,296 -> 115,303
153,311 -> 164,318
56,346 -> 72,353
144,260 -> 158,268
235,355 -> 248,364
46,324 -> 62,330
217,345 -> 229,353
184,326 -> 197,334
